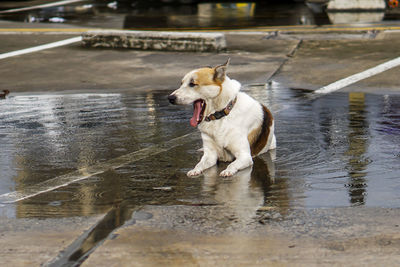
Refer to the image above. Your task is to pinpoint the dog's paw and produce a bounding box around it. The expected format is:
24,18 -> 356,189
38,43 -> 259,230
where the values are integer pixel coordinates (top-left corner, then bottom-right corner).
187,169 -> 202,177
220,169 -> 237,177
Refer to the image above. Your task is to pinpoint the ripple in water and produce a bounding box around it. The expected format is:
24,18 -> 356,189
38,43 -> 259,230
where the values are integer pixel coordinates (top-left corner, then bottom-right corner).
2,90 -> 400,219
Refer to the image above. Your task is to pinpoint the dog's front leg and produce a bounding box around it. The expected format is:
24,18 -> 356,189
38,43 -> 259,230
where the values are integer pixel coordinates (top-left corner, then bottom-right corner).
220,140 -> 253,177
187,134 -> 218,177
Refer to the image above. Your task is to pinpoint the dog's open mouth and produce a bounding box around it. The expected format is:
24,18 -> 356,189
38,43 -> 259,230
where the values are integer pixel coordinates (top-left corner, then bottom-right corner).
190,99 -> 206,127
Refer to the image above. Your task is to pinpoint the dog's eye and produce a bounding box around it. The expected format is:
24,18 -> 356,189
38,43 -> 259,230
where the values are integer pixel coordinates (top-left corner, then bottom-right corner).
189,82 -> 196,87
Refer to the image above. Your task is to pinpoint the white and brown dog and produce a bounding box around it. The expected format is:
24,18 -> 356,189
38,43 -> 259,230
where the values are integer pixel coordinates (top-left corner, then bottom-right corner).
168,59 -> 276,177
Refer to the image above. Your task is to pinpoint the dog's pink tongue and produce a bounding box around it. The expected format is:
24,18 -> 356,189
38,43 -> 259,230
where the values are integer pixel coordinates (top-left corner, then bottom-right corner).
190,101 -> 202,127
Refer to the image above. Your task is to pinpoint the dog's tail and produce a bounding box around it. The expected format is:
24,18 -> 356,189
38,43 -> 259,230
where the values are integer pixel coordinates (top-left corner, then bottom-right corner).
250,105 -> 274,156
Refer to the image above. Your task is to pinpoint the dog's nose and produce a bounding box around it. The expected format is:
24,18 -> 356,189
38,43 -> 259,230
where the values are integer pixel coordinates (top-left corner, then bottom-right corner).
168,94 -> 176,104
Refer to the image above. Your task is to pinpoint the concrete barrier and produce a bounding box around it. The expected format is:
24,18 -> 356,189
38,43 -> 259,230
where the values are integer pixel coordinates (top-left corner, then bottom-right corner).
327,0 -> 386,11
81,30 -> 226,52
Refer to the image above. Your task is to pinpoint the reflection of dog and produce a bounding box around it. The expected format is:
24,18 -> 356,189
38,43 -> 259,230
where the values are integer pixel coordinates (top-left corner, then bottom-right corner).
202,152 -> 276,225
168,59 -> 276,177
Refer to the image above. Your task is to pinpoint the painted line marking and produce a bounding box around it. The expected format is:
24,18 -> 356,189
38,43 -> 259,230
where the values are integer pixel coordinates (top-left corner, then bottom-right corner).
314,56 -> 400,94
0,28 -> 90,34
0,36 -> 82,60
0,0 -> 86,14
0,133 -> 195,204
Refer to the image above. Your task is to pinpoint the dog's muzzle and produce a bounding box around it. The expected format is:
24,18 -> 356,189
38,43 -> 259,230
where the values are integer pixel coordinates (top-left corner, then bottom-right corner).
168,94 -> 177,105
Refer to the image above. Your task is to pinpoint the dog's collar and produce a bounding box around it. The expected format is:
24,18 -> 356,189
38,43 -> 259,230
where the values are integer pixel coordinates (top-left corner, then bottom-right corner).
204,97 -> 237,122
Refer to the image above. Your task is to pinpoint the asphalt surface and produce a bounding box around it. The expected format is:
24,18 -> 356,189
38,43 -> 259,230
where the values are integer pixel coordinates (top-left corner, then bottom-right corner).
1,20 -> 400,266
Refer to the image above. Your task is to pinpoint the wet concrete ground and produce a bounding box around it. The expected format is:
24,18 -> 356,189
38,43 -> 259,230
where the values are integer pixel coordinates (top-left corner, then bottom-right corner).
1,20 -> 400,266
2,89 -> 399,211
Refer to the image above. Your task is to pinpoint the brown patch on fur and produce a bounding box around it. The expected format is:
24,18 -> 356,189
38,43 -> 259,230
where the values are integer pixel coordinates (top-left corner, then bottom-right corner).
195,68 -> 216,86
195,68 -> 223,94
248,128 -> 261,150
249,105 -> 273,156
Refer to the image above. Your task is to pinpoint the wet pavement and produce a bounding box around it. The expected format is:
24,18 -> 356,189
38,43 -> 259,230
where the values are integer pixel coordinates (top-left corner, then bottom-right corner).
1,86 -> 400,265
1,87 -> 400,215
1,5 -> 400,266
273,35 -> 400,93
82,206 -> 400,266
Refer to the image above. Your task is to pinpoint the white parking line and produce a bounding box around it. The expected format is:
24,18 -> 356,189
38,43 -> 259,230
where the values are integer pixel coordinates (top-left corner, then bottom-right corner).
0,0 -> 86,14
315,56 -> 400,94
0,36 -> 82,60
0,133 -> 195,204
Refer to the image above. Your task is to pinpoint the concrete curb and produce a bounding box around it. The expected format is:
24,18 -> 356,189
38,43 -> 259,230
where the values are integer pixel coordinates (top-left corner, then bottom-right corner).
327,0 -> 386,11
81,30 -> 227,52
263,29 -> 381,40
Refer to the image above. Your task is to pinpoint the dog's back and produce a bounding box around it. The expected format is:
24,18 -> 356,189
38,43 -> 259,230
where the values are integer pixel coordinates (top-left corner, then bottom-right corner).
198,89 -> 275,158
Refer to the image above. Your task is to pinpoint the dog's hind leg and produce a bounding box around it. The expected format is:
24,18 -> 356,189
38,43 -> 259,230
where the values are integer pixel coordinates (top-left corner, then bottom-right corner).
258,133 -> 276,155
220,139 -> 253,177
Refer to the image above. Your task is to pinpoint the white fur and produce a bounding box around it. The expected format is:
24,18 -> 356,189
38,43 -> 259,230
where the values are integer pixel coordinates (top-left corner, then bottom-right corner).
170,72 -> 276,177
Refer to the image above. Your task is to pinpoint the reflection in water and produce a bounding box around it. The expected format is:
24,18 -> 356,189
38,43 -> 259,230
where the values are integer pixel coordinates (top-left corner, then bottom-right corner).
202,151 -> 288,225
197,3 -> 255,28
345,93 -> 369,206
252,156 -> 289,215
1,90 -> 400,221
3,89 -> 399,265
379,95 -> 400,135
123,2 -> 328,30
0,93 -> 190,218
0,1 -> 333,30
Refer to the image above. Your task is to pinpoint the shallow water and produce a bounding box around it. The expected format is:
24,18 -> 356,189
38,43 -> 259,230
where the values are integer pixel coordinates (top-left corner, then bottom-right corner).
0,85 -> 399,219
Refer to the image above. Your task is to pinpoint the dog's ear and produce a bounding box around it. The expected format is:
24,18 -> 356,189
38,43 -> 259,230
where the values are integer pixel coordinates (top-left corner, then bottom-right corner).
213,58 -> 230,83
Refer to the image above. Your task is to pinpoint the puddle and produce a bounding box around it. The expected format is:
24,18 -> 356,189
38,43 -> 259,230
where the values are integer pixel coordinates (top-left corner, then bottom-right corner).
0,86 -> 399,220
1,1 -> 400,29
0,86 -> 399,265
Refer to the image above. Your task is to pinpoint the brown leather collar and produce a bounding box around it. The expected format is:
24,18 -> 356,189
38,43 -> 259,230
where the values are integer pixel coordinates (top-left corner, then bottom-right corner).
204,97 -> 237,122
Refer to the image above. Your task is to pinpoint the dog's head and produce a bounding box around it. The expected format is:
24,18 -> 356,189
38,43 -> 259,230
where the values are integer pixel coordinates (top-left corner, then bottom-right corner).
168,59 -> 230,127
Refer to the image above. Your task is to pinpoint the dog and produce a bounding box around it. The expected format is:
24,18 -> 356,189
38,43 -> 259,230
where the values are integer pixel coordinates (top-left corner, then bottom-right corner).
168,59 -> 276,177
0,90 -> 10,99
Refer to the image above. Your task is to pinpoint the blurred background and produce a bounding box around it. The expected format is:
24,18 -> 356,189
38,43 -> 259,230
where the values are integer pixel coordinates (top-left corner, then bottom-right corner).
1,0 -> 400,30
